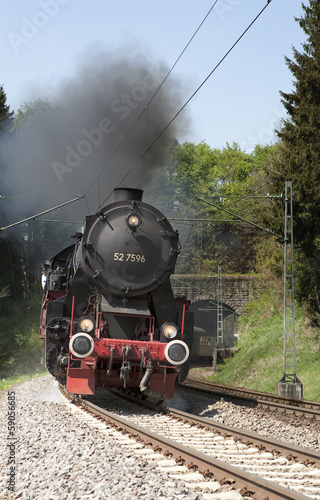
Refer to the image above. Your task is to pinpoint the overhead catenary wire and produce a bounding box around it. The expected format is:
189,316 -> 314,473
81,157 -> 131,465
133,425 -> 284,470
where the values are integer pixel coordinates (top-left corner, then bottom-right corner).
208,194 -> 283,199
85,1 -> 220,206
33,219 -> 83,224
0,195 -> 85,232
169,218 -> 242,222
3,2 -> 273,230
195,194 -> 282,239
99,0 -> 273,207
0,194 -> 79,199
32,217 -> 241,225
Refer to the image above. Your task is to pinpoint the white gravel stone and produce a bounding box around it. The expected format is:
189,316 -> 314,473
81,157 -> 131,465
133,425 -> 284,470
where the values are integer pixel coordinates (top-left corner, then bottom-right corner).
203,491 -> 243,500
172,387 -> 320,452
3,375 -> 317,500
0,376 -> 245,500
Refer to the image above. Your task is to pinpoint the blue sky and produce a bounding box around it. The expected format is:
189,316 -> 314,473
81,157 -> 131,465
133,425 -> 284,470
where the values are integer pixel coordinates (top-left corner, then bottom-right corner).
1,0 -> 306,154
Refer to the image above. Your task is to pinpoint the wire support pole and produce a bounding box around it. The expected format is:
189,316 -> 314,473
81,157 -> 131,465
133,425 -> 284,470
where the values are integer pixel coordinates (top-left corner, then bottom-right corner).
217,267 -> 223,346
0,195 -> 85,231
282,181 -> 297,384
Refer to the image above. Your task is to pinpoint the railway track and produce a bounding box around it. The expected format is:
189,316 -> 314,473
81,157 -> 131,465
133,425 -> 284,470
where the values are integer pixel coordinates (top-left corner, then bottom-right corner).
61,387 -> 320,499
182,378 -> 320,420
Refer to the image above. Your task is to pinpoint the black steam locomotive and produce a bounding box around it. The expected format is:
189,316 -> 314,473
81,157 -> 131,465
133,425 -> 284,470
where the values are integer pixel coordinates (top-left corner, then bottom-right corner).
40,188 -> 193,400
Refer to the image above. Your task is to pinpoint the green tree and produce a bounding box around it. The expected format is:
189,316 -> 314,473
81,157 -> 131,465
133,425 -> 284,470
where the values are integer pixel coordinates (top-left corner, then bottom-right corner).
267,0 -> 320,320
13,98 -> 53,131
146,141 -> 275,274
8,98 -> 75,281
0,98 -> 73,374
0,84 -> 14,133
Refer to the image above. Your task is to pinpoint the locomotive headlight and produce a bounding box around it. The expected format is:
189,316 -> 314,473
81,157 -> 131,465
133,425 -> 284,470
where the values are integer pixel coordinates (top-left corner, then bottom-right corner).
164,340 -> 189,365
69,333 -> 95,358
161,322 -> 178,339
79,316 -> 94,333
127,212 -> 142,229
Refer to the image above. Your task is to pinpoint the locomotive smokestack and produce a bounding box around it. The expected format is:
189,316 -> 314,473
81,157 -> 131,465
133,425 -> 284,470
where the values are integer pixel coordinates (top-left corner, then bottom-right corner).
113,188 -> 143,202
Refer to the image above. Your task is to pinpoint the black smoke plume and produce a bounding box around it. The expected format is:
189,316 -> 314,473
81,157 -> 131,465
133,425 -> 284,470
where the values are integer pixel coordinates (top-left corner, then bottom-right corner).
1,44 -> 191,225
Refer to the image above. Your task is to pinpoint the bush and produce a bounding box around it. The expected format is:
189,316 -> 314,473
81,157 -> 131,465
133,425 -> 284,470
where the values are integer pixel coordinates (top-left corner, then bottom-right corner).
0,293 -> 43,378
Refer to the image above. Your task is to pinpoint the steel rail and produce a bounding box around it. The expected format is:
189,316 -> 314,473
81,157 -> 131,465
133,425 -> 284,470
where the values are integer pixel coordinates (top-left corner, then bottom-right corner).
183,378 -> 320,416
79,397 -> 310,500
164,406 -> 320,467
106,389 -> 320,466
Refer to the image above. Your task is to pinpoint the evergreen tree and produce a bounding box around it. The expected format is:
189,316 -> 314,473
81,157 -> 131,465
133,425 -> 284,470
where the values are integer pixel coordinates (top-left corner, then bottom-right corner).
0,85 -> 14,133
268,1 -> 320,319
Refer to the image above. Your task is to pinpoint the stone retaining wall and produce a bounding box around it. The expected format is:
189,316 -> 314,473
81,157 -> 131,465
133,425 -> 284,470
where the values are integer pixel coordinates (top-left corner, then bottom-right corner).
171,274 -> 260,315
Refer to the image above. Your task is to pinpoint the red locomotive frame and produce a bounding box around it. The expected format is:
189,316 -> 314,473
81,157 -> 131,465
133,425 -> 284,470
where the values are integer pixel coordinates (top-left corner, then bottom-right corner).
41,290 -> 191,399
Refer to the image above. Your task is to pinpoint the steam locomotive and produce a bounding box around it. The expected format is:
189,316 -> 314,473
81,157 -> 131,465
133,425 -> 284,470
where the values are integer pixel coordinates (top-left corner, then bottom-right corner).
40,188 -> 193,400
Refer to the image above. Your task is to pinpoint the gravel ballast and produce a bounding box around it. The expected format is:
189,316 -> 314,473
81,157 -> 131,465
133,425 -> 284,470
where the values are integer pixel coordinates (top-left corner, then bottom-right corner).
171,386 -> 320,452
1,375 -> 319,499
0,376 -> 244,500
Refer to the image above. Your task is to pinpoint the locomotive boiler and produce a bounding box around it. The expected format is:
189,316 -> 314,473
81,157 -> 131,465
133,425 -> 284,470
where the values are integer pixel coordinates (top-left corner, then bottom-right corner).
40,188 -> 193,400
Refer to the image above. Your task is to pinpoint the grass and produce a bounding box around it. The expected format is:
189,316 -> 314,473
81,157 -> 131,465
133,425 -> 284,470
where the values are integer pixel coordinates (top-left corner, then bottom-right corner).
2,281 -> 319,402
0,367 -> 49,392
190,288 -> 320,402
0,293 -> 48,392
